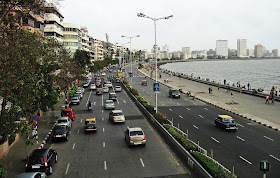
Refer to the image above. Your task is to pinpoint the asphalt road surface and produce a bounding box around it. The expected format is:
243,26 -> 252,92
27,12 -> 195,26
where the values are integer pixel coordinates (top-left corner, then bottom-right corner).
127,64 -> 280,178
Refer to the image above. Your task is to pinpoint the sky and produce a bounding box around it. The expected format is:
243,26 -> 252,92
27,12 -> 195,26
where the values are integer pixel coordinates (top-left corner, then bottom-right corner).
55,0 -> 280,52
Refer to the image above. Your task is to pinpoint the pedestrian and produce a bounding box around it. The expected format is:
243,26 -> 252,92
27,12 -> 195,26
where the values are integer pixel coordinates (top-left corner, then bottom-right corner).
32,127 -> 37,139
61,109 -> 64,117
208,87 -> 211,94
224,79 -> 226,85
247,83 -> 250,90
265,96 -> 269,104
275,87 -> 278,96
270,87 -> 275,103
218,82 -> 220,90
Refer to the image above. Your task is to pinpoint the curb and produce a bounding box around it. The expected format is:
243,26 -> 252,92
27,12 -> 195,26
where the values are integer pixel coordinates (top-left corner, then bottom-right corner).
138,69 -> 279,132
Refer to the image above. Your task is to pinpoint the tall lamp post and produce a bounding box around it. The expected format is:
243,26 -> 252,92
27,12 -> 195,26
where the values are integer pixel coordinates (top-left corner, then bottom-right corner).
116,42 -> 130,78
121,35 -> 140,83
137,12 -> 173,113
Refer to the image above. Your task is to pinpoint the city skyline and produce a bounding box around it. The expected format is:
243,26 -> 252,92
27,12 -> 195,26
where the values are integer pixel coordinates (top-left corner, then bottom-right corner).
58,0 -> 280,51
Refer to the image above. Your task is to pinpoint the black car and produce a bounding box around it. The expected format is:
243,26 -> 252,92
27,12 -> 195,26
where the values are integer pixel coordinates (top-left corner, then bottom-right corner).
25,148 -> 57,175
214,115 -> 238,131
51,125 -> 71,141
169,88 -> 180,98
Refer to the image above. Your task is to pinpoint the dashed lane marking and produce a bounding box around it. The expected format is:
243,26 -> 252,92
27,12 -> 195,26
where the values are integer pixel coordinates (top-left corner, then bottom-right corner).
94,102 -> 96,105
103,142 -> 105,148
270,155 -> 280,162
103,128 -> 105,132
237,123 -> 244,127
123,100 -> 126,104
80,119 -> 82,123
72,143 -> 76,149
169,108 -> 172,111
179,115 -> 183,119
239,156 -> 252,165
204,108 -> 208,110
264,136 -> 274,141
236,136 -> 245,141
77,129 -> 79,134
102,110 -> 104,113
140,158 -> 145,167
193,125 -> 199,129
177,103 -> 180,105
65,163 -> 70,174
193,103 -> 197,105
104,161 -> 107,170
198,115 -> 203,118
186,108 -> 190,111
211,137 -> 220,144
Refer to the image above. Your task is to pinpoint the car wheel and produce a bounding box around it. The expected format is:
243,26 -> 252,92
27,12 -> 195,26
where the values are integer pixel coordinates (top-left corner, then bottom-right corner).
55,154 -> 58,163
49,166 -> 53,175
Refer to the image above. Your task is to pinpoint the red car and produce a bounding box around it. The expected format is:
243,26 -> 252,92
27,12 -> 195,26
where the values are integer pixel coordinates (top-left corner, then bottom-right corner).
63,108 -> 75,121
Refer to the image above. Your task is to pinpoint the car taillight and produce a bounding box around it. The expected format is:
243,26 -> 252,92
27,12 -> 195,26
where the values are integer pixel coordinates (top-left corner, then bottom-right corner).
113,104 -> 115,106
130,137 -> 132,141
53,135 -> 56,137
26,157 -> 30,168
62,134 -> 66,137
143,136 -> 146,141
105,105 -> 107,106
43,156 -> 48,167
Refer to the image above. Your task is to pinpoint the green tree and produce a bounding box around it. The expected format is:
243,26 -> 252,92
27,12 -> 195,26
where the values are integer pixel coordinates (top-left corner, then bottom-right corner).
73,50 -> 92,70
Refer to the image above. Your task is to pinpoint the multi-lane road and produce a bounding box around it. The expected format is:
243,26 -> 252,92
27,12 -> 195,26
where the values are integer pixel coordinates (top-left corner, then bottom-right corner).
41,70 -> 191,177
127,64 -> 280,178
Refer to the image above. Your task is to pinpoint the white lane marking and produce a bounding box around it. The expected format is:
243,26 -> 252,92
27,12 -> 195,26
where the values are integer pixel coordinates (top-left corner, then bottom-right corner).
270,155 -> 280,162
170,99 -> 172,101
103,128 -> 105,132
104,161 -> 107,170
236,136 -> 245,141
116,99 -> 119,105
80,119 -> 82,123
102,117 -> 104,121
163,95 -> 166,97
102,110 -> 104,113
65,163 -> 70,174
193,125 -> 199,129
77,129 -> 80,134
211,137 -> 220,144
123,100 -> 126,104
103,142 -> 105,148
237,123 -> 244,127
102,94 -> 104,105
72,143 -> 76,149
186,108 -> 190,111
264,136 -> 274,141
204,108 -> 208,110
86,90 -> 92,106
162,103 -> 165,106
94,102 -> 96,105
169,108 -> 172,111
177,103 -> 180,105
198,115 -> 203,118
239,156 -> 252,165
140,158 -> 145,167
193,103 -> 197,105
179,115 -> 183,119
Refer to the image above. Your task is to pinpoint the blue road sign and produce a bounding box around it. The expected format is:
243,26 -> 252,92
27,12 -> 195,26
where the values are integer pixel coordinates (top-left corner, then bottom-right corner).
33,115 -> 40,121
129,72 -> 133,78
154,83 -> 159,93
122,69 -> 125,72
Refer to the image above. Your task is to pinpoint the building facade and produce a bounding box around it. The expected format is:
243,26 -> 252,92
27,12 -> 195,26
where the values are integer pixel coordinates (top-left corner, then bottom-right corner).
182,47 -> 190,60
272,49 -> 278,57
254,44 -> 263,58
237,39 -> 247,58
247,49 -> 254,57
63,23 -> 82,56
216,40 -> 228,58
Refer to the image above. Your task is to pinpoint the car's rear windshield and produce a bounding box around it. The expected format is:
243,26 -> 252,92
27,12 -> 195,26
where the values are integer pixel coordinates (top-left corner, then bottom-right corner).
74,94 -> 80,97
64,111 -> 72,115
29,157 -> 44,164
53,127 -> 66,134
130,131 -> 143,136
110,94 -> 116,97
106,101 -> 114,104
58,119 -> 67,123
172,90 -> 179,94
113,112 -> 123,116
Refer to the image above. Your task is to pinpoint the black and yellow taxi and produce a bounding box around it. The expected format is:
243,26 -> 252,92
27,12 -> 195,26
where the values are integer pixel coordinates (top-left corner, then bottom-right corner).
96,88 -> 103,95
84,118 -> 97,133
109,92 -> 117,101
214,115 -> 238,131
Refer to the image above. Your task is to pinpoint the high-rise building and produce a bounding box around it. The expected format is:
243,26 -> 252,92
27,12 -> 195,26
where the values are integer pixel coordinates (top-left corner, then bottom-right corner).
237,39 -> 247,58
254,44 -> 263,58
182,47 -> 190,60
80,27 -> 90,52
216,40 -> 228,58
207,49 -> 215,57
272,49 -> 278,57
247,49 -> 254,57
63,23 -> 82,56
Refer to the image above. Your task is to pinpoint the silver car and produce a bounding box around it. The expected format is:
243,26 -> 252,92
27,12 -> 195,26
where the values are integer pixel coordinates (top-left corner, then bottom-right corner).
104,100 -> 115,110
102,86 -> 109,93
124,127 -> 146,146
71,97 -> 80,105
115,86 -> 122,92
90,83 -> 96,90
56,116 -> 72,128
16,172 -> 47,178
109,110 -> 125,123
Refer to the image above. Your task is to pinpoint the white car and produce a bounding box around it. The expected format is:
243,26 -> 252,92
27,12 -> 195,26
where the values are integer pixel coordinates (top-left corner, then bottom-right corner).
124,127 -> 146,146
104,81 -> 112,88
109,110 -> 125,123
56,117 -> 72,128
90,83 -> 96,90
102,73 -> 106,76
115,86 -> 122,92
102,86 -> 109,93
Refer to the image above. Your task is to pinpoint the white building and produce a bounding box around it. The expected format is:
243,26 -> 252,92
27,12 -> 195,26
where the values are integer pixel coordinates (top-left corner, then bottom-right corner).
237,39 -> 247,58
182,47 -> 190,60
216,40 -> 228,58
247,49 -> 254,57
254,44 -> 263,58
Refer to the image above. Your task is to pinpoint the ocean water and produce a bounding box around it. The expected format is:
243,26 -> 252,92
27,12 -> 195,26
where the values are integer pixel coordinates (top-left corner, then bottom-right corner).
161,59 -> 280,94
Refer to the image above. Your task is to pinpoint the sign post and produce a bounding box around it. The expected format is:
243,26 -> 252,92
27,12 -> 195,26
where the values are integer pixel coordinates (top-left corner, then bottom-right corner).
259,160 -> 271,178
153,83 -> 159,93
33,115 -> 40,144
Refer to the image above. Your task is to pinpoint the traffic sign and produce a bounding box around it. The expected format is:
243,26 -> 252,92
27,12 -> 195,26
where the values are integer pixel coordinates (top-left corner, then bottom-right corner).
259,160 -> 271,172
129,72 -> 133,78
33,115 -> 40,121
154,83 -> 160,93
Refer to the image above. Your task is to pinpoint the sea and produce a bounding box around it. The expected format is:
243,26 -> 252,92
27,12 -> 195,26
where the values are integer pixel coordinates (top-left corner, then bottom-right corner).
160,59 -> 280,94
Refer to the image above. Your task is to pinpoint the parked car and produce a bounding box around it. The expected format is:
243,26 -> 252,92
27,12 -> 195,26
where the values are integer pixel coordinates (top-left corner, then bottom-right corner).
101,72 -> 106,76
73,94 -> 81,100
169,88 -> 180,98
56,117 -> 72,128
75,90 -> 83,98
109,92 -> 117,100
25,148 -> 57,175
70,97 -> 80,105
96,88 -> 103,95
109,110 -> 125,123
16,172 -> 47,178
115,86 -> 122,92
124,127 -> 146,146
83,81 -> 90,88
77,87 -> 85,94
142,80 -> 147,86
51,125 -> 71,141
102,86 -> 109,93
90,83 -> 96,90
215,115 -> 238,131
104,81 -> 112,88
63,108 -> 75,120
104,100 -> 115,110
84,118 -> 97,133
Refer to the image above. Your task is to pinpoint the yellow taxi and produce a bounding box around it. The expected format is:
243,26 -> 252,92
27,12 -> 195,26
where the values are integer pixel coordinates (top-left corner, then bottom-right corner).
109,92 -> 117,101
85,118 -> 97,133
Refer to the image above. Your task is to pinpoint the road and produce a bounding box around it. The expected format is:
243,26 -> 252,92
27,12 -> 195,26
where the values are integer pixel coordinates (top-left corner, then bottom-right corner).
127,64 -> 280,178
40,69 -> 191,177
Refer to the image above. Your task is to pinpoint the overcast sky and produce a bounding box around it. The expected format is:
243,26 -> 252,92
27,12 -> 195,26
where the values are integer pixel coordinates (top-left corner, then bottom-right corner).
57,0 -> 280,52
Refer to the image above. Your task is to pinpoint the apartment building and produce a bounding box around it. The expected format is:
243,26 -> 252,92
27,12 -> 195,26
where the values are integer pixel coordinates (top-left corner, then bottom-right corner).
254,44 -> 263,58
63,23 -> 82,56
237,39 -> 247,58
93,39 -> 104,61
216,40 -> 228,58
44,3 -> 64,43
80,27 -> 90,52
182,47 -> 190,60
272,49 -> 278,57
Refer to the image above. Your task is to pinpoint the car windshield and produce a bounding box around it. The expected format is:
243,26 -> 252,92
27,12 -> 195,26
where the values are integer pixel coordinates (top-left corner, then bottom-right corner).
130,131 -> 143,136
58,119 -> 67,123
64,111 -> 72,115
224,118 -> 233,123
113,112 -> 123,116
74,94 -> 80,97
53,127 -> 66,134
172,90 -> 179,94
110,94 -> 116,97
85,120 -> 95,124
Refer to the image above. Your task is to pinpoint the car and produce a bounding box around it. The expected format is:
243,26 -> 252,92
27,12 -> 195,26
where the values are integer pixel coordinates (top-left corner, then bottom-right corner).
103,78 -> 108,84
25,148 -> 57,175
96,88 -> 103,95
124,127 -> 146,146
56,116 -> 72,128
109,78 -> 114,83
16,172 -> 47,178
104,100 -> 115,110
215,115 -> 238,131
109,110 -> 125,123
95,78 -> 101,83
70,97 -> 80,105
109,92 -> 117,100
102,72 -> 106,76
169,88 -> 180,98
96,82 -> 102,87
77,87 -> 85,94
73,94 -> 81,100
102,86 -> 109,93
142,80 -> 147,86
75,91 -> 83,98
90,83 -> 96,90
84,118 -> 97,133
51,125 -> 71,141
115,86 -> 122,92
83,81 -> 90,88
115,77 -> 121,83
63,108 -> 75,120
109,69 -> 112,72
104,81 -> 112,88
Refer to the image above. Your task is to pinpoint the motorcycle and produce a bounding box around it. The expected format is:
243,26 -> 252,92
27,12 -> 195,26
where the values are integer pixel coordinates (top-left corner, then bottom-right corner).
88,103 -> 92,111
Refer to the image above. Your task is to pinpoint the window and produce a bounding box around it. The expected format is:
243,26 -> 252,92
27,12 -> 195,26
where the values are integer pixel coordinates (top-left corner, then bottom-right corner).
130,131 -> 143,136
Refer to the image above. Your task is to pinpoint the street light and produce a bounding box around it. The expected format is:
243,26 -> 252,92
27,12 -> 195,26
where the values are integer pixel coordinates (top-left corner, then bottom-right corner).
121,35 -> 140,83
137,12 -> 173,113
116,42 -> 130,78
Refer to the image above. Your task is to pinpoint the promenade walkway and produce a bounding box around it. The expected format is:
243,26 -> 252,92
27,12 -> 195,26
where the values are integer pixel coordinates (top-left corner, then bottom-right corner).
139,68 -> 280,131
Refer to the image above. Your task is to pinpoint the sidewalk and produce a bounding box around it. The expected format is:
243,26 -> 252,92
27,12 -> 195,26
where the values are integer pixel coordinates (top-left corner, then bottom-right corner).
3,97 -> 67,177
139,68 -> 280,131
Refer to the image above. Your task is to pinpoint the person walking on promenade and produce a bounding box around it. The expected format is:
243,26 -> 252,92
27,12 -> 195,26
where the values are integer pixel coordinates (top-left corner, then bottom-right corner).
275,87 -> 278,96
247,83 -> 250,90
218,82 -> 220,90
224,79 -> 226,85
208,87 -> 211,94
265,96 -> 269,104
271,87 -> 275,103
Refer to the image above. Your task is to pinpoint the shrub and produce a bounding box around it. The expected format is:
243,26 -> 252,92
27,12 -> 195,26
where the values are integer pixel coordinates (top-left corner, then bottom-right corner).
0,162 -> 8,178
123,80 -> 128,84
131,88 -> 139,95
8,132 -> 16,145
154,111 -> 169,124
69,85 -> 78,97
